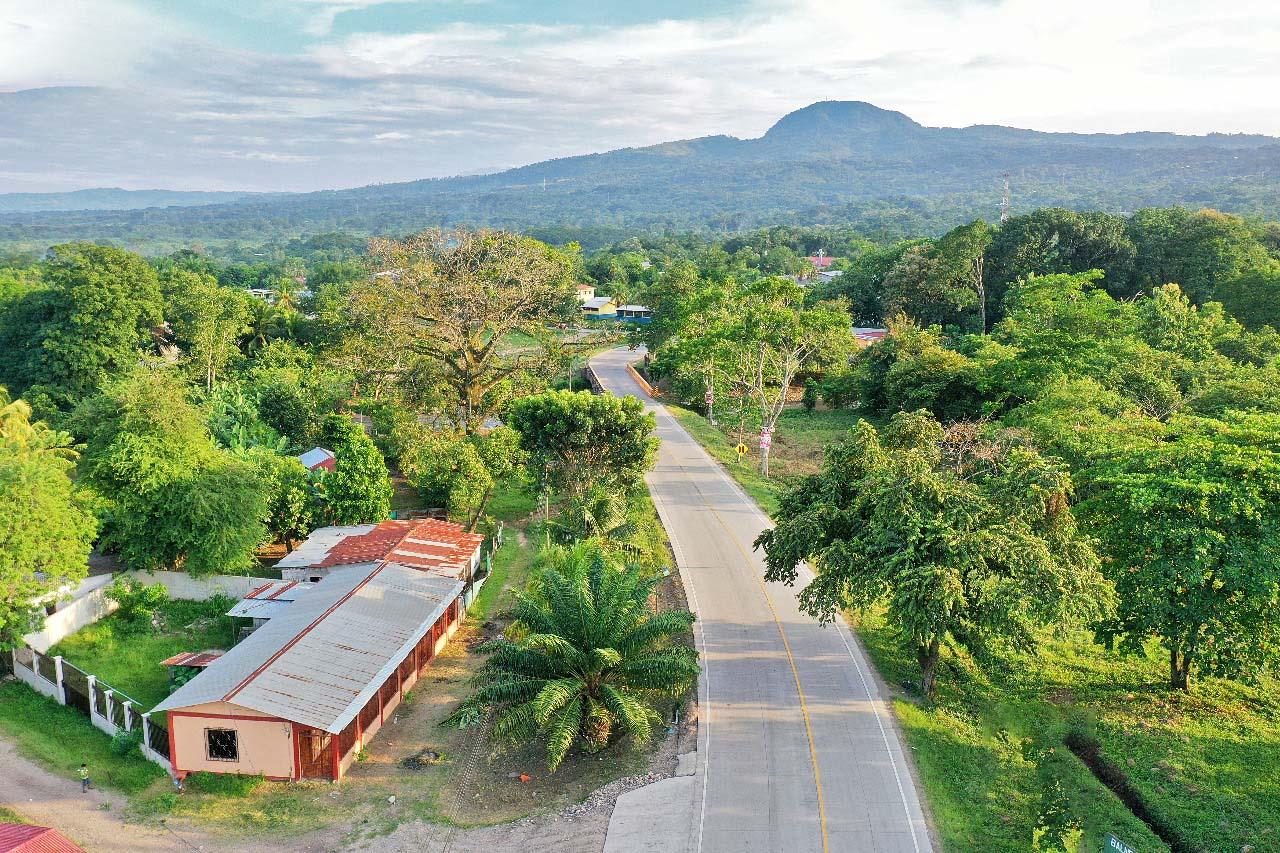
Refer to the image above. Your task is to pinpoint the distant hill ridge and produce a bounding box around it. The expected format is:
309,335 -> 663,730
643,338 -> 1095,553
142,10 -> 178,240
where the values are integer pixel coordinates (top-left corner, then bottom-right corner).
3,101 -> 1279,251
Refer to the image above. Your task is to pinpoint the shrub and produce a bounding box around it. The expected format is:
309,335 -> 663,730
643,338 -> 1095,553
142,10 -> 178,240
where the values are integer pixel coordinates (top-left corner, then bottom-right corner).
184,771 -> 266,797
106,579 -> 170,632
110,728 -> 143,757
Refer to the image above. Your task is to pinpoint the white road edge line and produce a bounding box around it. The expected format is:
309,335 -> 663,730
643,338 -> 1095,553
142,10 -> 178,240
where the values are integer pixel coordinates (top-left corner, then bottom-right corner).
645,442 -> 710,853
656,399 -> 925,853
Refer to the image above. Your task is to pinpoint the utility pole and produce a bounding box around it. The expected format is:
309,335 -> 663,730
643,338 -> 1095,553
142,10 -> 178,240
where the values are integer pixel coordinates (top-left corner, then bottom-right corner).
999,173 -> 1011,224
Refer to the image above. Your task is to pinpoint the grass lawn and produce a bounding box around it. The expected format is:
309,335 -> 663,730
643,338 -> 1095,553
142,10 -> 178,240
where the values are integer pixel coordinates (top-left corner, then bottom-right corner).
48,598 -> 240,711
0,681 -> 165,794
666,404 -> 863,515
855,609 -> 1280,852
667,398 -> 1280,852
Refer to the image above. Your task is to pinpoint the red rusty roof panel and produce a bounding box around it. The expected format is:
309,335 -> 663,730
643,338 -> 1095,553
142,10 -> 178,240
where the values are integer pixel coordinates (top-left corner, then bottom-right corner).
0,824 -> 86,853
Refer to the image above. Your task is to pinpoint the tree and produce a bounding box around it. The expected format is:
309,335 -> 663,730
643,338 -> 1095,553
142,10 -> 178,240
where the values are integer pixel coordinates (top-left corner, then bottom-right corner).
13,244 -> 163,411
881,221 -> 991,330
445,544 -> 698,770
1127,207 -> 1269,305
507,390 -> 657,504
69,368 -> 268,576
709,277 -> 852,475
755,412 -> 1109,697
398,426 -> 524,530
809,240 -> 923,326
161,269 -> 253,392
0,389 -> 97,648
986,209 -> 1136,311
356,230 -> 580,432
1080,411 -> 1280,690
248,450 -> 316,552
313,414 -> 392,525
934,220 -> 993,331
1216,262 -> 1280,330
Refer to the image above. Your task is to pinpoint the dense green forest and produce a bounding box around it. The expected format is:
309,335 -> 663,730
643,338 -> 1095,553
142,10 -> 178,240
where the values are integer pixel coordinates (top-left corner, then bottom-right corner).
5,101 -> 1280,255
2,203 -> 1279,849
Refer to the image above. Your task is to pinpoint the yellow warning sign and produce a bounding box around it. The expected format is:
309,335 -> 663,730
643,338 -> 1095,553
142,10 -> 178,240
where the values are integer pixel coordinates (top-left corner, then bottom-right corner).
735,442 -> 749,462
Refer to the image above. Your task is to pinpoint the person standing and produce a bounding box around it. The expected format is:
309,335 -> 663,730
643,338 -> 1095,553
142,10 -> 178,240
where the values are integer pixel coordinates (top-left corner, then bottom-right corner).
79,762 -> 91,793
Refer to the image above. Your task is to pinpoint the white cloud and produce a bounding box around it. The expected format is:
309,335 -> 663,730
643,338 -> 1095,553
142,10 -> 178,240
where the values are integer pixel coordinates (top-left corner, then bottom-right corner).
3,0 -> 1280,191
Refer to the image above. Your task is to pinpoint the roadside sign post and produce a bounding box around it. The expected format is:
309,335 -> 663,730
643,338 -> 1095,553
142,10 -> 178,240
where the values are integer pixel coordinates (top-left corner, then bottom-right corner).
735,442 -> 749,463
705,389 -> 715,424
1103,834 -> 1136,853
759,427 -> 772,477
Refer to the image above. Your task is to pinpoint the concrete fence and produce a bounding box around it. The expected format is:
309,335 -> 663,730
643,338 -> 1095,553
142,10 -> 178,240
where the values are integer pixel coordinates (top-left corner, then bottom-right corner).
122,570 -> 280,601
626,362 -> 657,398
9,646 -> 172,773
24,575 -> 116,653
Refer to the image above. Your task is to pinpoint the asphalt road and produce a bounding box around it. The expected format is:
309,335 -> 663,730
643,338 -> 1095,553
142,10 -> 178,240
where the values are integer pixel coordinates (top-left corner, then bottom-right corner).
590,348 -> 934,853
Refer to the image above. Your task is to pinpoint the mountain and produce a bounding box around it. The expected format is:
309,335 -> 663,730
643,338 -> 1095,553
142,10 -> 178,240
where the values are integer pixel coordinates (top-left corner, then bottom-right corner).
0,187 -> 264,213
3,101 -> 1280,253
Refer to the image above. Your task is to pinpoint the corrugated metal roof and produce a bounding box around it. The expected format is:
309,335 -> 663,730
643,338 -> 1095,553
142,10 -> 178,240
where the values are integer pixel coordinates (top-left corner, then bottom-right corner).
274,524 -> 376,569
0,824 -> 85,853
226,598 -> 295,620
285,519 -> 483,579
154,562 -> 463,733
297,447 -> 336,471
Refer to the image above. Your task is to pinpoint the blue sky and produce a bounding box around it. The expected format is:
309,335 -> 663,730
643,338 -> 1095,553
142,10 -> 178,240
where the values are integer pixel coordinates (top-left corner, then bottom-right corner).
3,0 -> 1280,193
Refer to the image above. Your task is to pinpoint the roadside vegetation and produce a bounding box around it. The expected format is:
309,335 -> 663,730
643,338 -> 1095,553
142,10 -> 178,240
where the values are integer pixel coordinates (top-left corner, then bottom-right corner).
634,215 -> 1280,851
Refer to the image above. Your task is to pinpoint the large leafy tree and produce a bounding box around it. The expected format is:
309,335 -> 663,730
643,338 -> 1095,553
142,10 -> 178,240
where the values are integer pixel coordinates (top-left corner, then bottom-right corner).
1216,261 -> 1280,330
704,277 -> 852,475
507,390 -> 657,502
160,268 -> 253,392
1080,411 -> 1280,690
0,389 -> 98,648
882,221 -> 991,330
313,414 -> 392,525
69,368 -> 268,576
354,229 -> 580,432
756,411 -> 1109,697
398,425 -> 524,530
1127,207 -> 1270,305
446,544 -> 698,770
9,244 -> 163,412
986,208 -> 1136,310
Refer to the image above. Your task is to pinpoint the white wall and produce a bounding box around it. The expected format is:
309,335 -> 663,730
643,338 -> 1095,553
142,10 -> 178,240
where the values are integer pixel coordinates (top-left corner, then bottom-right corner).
24,577 -> 117,652
123,570 -> 279,601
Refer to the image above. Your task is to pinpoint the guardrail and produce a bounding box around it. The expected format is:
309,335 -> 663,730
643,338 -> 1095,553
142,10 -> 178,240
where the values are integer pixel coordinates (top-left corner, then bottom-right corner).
626,362 -> 656,398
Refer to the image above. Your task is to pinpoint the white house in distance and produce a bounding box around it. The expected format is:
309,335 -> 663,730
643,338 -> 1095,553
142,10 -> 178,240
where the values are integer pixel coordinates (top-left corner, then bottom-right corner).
577,283 -> 597,302
275,518 -> 485,586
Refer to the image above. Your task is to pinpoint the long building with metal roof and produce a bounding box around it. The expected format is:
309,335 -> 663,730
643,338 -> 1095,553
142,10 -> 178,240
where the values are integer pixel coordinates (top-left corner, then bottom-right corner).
153,560 -> 465,781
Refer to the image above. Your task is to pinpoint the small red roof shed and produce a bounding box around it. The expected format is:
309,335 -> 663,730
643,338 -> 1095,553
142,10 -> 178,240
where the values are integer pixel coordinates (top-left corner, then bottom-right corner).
0,824 -> 85,853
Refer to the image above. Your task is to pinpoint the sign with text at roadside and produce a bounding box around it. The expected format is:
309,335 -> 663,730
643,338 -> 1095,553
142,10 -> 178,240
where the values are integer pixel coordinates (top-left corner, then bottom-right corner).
1104,834 -> 1136,853
759,431 -> 772,449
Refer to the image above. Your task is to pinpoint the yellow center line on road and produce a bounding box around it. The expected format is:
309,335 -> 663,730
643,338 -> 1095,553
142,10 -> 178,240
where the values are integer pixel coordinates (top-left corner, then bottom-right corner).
703,501 -> 830,853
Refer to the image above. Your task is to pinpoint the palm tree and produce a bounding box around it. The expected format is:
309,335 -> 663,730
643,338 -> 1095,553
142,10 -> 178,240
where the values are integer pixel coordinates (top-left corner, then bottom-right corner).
553,487 -> 634,546
446,545 -> 698,770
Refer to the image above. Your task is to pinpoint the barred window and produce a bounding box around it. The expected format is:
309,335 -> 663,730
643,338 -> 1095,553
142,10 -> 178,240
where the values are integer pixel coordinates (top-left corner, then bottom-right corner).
206,728 -> 239,762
